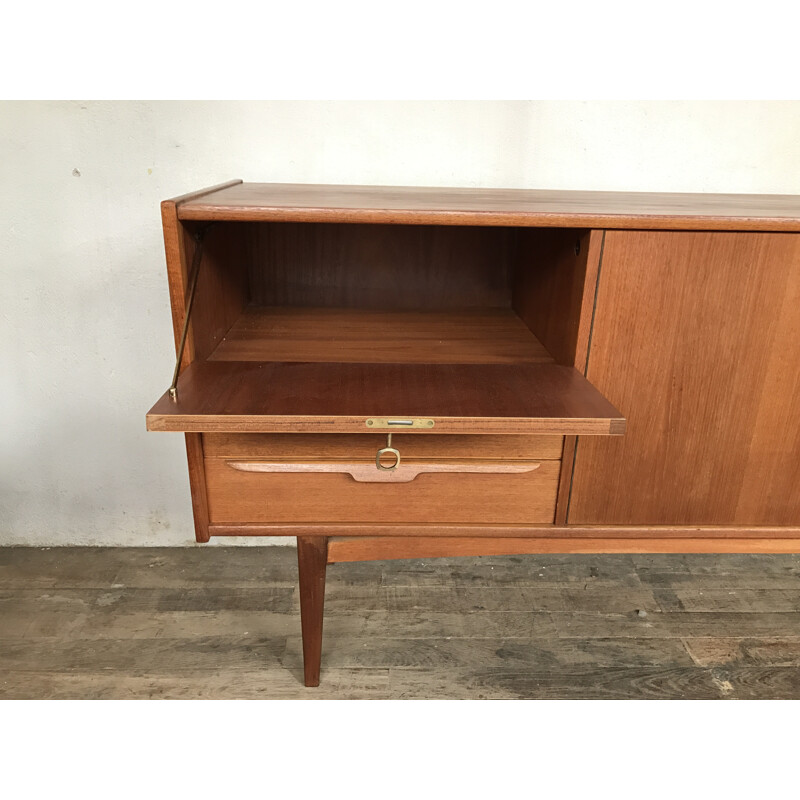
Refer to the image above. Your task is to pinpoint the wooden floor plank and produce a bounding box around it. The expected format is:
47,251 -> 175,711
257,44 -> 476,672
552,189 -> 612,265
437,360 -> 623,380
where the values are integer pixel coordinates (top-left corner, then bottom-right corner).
0,670 -> 392,700
281,635 -> 695,670
0,637 -> 290,674
0,610 -> 295,641
378,556 -> 642,588
552,612 -> 800,640
2,547 -> 800,698
322,611 -> 560,640
633,553 -> 800,581
4,665 -> 797,700
313,584 -> 661,615
683,638 -> 800,667
0,548 -> 121,589
633,552 -> 800,568
460,666 -> 800,700
666,588 -> 800,613
1,586 -> 294,614
0,547 -> 301,589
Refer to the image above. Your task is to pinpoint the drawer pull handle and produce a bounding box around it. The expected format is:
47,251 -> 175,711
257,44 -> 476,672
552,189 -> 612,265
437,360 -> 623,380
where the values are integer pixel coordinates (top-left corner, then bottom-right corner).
225,460 -> 541,484
376,433 -> 401,472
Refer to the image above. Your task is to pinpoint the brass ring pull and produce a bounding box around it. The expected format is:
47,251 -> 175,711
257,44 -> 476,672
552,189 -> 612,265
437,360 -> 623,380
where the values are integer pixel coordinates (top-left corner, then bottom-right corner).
376,433 -> 401,471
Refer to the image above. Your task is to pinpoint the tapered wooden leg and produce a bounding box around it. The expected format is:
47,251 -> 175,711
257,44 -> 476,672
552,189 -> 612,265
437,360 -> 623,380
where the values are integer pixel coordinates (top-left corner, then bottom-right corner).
297,536 -> 328,687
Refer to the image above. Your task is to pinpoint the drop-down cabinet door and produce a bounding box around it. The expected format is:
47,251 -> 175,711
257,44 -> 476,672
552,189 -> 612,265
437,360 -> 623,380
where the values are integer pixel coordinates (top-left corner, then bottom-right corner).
146,360 -> 625,436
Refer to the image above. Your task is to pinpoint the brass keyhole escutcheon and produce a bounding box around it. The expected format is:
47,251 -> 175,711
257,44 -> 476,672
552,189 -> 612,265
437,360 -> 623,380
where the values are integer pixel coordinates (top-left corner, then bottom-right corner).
376,433 -> 401,471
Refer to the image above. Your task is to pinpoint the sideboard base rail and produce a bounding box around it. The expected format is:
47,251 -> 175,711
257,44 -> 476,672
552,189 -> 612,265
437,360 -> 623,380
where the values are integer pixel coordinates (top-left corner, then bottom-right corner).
207,523 -> 800,540
325,535 -> 800,563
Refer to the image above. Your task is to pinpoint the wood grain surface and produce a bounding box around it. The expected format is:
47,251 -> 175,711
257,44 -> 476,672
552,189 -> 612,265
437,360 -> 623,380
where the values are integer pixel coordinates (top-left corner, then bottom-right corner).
202,433 -> 565,461
247,222 -> 515,310
205,524 -> 800,540
327,536 -> 800,561
159,183 -> 244,544
209,307 -> 554,364
161,180 -> 241,364
556,436 -> 576,525
185,223 -> 250,362
512,229 -> 604,366
160,180 -> 244,363
174,182 -> 800,231
184,434 -> 211,543
297,537 -> 328,686
204,459 -> 560,525
147,361 -> 626,435
569,231 -> 800,525
3,547 -> 800,699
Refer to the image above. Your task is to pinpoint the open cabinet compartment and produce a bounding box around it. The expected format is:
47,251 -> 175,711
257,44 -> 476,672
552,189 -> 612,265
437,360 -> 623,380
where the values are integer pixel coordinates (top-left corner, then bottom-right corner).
147,219 -> 625,435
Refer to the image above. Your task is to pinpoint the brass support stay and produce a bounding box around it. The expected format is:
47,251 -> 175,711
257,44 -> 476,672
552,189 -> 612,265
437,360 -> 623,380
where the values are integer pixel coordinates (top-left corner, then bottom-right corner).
168,225 -> 213,401
375,433 -> 401,471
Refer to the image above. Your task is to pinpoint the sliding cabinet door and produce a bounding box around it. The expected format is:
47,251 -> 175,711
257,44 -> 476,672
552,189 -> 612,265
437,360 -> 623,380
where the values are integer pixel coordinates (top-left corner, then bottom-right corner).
568,231 -> 800,525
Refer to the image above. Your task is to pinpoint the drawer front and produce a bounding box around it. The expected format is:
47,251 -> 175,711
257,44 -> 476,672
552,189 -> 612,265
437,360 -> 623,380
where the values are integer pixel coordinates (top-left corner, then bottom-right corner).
205,458 -> 560,525
203,433 -> 564,461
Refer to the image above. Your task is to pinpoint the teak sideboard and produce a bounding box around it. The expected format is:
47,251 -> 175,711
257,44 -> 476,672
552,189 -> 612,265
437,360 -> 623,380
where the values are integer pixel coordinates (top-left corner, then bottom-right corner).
147,181 -> 800,686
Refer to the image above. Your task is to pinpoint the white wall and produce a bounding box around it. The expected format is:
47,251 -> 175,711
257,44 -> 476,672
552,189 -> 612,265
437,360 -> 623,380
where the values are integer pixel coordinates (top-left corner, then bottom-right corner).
2,100 -> 799,546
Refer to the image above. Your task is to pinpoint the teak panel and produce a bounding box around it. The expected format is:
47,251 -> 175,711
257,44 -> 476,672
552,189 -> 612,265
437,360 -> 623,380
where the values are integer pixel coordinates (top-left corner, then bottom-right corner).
159,182 -> 247,544
512,228 -> 604,366
247,222 -> 514,310
207,523 -> 800,539
296,536 -> 327,687
326,536 -> 800,561
175,182 -> 800,231
569,231 -> 800,526
186,223 -> 251,361
184,433 -> 211,543
160,180 -> 244,363
209,307 -> 554,364
204,458 -> 560,525
202,433 -> 564,461
147,361 -> 626,435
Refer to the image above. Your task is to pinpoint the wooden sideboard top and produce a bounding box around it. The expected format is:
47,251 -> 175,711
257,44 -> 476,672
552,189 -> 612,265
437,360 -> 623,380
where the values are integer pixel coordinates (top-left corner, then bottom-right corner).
172,180 -> 800,231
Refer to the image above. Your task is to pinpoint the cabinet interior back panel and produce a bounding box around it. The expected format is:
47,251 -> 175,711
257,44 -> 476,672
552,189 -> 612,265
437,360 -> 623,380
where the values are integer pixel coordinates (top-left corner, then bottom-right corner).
246,222 -> 515,310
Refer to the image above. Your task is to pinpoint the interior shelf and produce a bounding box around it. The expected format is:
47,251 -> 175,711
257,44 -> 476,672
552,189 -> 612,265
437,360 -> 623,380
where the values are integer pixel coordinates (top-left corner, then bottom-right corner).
208,306 -> 555,365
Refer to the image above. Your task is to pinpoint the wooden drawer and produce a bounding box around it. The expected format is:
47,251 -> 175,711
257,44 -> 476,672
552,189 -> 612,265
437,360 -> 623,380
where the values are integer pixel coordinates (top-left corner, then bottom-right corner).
204,433 -> 561,525
205,459 -> 559,525
203,433 -> 564,461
